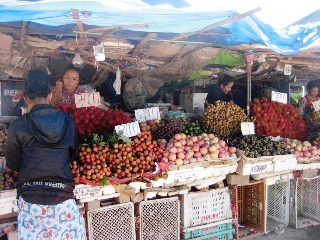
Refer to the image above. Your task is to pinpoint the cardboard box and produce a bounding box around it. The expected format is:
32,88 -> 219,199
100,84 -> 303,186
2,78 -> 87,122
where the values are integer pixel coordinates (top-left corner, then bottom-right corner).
227,173 -> 250,185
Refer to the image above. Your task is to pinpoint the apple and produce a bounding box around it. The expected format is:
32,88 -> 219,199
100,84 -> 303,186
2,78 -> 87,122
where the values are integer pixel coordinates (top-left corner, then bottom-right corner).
177,152 -> 185,159
208,133 -> 215,140
189,157 -> 197,163
176,146 -> 184,153
184,146 -> 191,151
180,133 -> 187,140
161,156 -> 168,163
186,139 -> 194,146
191,136 -> 198,143
196,156 -> 204,162
197,139 -> 205,147
163,151 -> 169,157
174,133 -> 182,141
168,153 -> 177,161
203,153 -> 211,160
210,151 -> 219,159
191,144 -> 200,152
208,145 -> 217,153
179,139 -> 186,146
168,146 -> 177,153
174,141 -> 182,147
175,159 -> 183,166
228,147 -> 237,153
303,151 -> 311,158
183,159 -> 190,165
193,151 -> 202,158
218,140 -> 226,148
200,147 -> 208,155
211,137 -> 219,144
218,152 -> 226,158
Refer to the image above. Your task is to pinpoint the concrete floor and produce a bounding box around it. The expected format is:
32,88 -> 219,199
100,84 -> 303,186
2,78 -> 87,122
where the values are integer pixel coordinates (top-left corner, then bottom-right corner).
252,224 -> 320,240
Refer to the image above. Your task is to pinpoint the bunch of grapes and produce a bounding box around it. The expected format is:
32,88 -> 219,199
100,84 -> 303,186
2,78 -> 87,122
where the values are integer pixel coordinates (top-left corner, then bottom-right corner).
154,119 -> 182,140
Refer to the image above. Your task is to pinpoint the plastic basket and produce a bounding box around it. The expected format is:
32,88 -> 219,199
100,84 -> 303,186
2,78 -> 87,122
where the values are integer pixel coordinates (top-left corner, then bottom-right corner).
180,188 -> 232,229
266,180 -> 290,226
290,176 -> 320,229
139,197 -> 180,240
184,228 -> 234,240
87,202 -> 136,240
235,182 -> 266,234
182,219 -> 233,239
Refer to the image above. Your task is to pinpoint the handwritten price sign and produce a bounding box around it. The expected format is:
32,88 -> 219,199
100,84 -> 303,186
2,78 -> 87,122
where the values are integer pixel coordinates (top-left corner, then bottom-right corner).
312,100 -> 320,112
75,92 -> 101,108
241,122 -> 255,135
271,91 -> 287,104
135,107 -> 160,122
115,121 -> 141,137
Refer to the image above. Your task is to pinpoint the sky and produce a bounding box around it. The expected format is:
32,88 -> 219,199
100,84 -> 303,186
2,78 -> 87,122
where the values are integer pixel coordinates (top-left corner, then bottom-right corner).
0,0 -> 319,29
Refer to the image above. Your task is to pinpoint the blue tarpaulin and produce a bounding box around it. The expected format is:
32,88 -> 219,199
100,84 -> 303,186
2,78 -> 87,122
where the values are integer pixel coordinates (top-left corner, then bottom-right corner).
0,0 -> 319,55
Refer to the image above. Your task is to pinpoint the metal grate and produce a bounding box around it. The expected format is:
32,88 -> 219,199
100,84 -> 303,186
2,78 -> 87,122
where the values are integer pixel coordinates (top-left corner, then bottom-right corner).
140,197 -> 180,240
267,180 -> 290,225
87,203 -> 136,240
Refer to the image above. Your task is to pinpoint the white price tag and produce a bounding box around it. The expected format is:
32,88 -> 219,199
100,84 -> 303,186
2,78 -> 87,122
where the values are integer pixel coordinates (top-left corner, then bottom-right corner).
241,122 -> 255,135
271,91 -> 287,104
75,92 -> 101,108
115,121 -> 141,137
134,107 -> 160,122
312,100 -> 320,112
134,109 -> 146,122
284,64 -> 291,75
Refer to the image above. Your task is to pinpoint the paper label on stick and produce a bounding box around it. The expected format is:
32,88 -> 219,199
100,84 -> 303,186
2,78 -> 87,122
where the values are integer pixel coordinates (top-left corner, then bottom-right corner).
115,121 -> 141,137
271,91 -> 287,104
241,122 -> 255,135
312,100 -> 320,112
75,92 -> 101,108
135,107 -> 160,122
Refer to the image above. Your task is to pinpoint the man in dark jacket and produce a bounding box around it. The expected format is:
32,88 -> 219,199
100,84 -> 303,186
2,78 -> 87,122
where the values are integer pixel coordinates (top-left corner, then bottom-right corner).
5,69 -> 86,240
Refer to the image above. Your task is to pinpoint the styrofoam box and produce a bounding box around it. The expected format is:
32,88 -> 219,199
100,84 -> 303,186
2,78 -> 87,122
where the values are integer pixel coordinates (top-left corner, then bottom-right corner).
163,167 -> 205,185
73,184 -> 102,199
251,170 -> 293,181
203,163 -> 238,177
263,172 -> 294,186
296,162 -> 320,170
180,187 -> 232,229
182,218 -> 233,239
272,154 -> 296,172
7,229 -> 18,240
0,190 -> 18,215
236,158 -> 274,175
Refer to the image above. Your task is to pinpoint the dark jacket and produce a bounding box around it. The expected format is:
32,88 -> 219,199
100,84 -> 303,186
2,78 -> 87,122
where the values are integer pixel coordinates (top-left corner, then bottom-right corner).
205,84 -> 233,107
5,104 -> 78,201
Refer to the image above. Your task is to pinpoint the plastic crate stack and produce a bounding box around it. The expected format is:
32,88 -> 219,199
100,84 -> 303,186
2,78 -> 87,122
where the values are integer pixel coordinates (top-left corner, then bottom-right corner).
179,187 -> 235,240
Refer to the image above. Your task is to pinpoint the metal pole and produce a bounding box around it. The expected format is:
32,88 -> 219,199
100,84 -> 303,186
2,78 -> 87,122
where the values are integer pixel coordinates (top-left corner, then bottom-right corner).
245,53 -> 254,116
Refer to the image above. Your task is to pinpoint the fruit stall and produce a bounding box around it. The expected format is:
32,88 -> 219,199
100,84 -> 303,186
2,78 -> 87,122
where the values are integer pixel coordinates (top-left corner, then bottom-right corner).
1,94 -> 320,240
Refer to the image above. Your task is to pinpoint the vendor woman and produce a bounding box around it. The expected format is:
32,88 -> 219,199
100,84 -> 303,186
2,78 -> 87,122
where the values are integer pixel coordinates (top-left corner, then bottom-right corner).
205,73 -> 235,108
50,65 -> 85,107
298,82 -> 319,117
